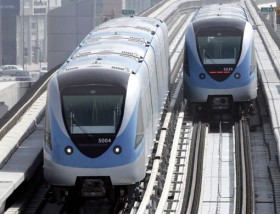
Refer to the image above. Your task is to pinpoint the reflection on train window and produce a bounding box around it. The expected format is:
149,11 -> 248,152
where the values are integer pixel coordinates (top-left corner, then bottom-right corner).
197,35 -> 241,65
61,86 -> 125,134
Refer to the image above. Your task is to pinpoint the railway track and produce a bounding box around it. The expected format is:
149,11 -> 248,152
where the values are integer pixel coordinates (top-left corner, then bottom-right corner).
235,119 -> 254,214
182,120 -> 206,214
178,118 -> 254,214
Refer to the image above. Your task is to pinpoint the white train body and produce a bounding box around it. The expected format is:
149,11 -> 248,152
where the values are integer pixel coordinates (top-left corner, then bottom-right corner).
43,16 -> 170,188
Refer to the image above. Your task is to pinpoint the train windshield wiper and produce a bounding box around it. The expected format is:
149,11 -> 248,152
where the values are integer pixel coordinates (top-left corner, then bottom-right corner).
64,103 -> 93,139
70,113 -> 93,138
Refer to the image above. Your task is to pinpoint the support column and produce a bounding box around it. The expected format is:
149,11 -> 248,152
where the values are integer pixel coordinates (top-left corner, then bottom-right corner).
276,0 -> 280,24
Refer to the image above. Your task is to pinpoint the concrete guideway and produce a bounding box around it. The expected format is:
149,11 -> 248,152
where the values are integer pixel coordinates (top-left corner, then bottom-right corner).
246,0 -> 280,164
0,92 -> 46,213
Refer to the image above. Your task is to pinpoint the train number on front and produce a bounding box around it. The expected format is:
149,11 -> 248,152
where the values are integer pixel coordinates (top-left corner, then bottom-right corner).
98,138 -> 112,144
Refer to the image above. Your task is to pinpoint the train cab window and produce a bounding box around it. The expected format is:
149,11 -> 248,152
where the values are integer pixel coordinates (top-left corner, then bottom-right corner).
61,85 -> 125,135
197,30 -> 242,65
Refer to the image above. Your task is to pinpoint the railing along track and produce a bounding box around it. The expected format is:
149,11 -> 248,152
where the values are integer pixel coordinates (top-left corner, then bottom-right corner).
179,121 -> 206,214
235,119 -> 254,214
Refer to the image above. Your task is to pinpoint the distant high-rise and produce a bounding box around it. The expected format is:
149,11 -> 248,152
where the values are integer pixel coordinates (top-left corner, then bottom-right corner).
0,0 -> 20,65
0,0 -> 61,66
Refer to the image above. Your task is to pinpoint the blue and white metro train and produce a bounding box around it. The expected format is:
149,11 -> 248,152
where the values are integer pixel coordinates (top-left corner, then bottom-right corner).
43,16 -> 170,199
183,4 -> 257,116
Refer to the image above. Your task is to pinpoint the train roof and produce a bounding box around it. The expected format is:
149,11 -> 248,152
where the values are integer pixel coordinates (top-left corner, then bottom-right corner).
93,16 -> 163,38
71,40 -> 147,60
81,31 -> 152,47
61,57 -> 138,75
77,17 -> 162,53
191,3 -> 250,32
192,3 -> 249,22
58,16 -> 166,75
60,42 -> 145,75
97,16 -> 163,31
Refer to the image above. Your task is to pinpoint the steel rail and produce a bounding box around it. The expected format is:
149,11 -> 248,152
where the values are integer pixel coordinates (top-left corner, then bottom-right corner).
235,119 -> 254,214
177,121 -> 207,214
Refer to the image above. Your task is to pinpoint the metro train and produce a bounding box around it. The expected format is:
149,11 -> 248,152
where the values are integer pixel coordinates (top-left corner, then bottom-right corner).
43,16 -> 170,200
183,3 -> 257,116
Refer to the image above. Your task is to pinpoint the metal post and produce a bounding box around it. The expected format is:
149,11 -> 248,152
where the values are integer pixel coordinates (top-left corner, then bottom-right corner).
35,15 -> 39,64
0,0 -> 2,65
277,0 -> 280,24
22,0 -> 25,69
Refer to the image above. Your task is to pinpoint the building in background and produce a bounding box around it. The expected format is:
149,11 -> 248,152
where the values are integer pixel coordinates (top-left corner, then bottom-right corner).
123,0 -> 151,15
59,0 -> 163,24
18,0 -> 61,68
0,0 -> 61,67
0,0 -> 20,66
47,0 -> 97,70
0,0 -> 163,68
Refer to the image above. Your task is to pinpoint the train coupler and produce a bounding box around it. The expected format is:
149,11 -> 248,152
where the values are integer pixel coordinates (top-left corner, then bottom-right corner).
76,176 -> 112,198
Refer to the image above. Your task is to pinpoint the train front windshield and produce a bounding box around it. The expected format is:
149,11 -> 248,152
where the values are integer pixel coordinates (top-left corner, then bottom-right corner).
61,85 -> 125,135
197,30 -> 242,65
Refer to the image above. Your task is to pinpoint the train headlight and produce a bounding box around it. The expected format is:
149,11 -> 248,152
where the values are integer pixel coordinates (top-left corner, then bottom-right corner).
65,146 -> 73,155
113,145 -> 122,154
234,72 -> 241,79
199,73 -> 205,79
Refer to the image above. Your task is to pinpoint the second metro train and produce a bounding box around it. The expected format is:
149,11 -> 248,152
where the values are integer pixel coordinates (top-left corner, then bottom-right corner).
183,3 -> 257,116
